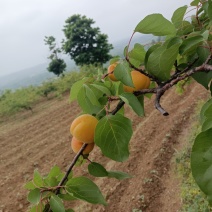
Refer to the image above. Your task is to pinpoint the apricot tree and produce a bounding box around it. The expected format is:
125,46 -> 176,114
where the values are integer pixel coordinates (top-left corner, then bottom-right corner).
26,1 -> 212,211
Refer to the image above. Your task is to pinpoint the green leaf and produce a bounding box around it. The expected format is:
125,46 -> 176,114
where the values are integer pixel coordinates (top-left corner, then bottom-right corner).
200,99 -> 212,124
77,85 -> 105,116
146,37 -> 182,81
190,0 -> 200,6
192,71 -> 212,89
44,177 -> 58,187
135,14 -> 176,36
176,21 -> 193,36
108,171 -> 132,180
88,162 -> 108,177
84,84 -> 101,106
191,128 -> 212,205
33,170 -> 43,187
50,194 -> 65,212
208,0 -> 212,21
48,166 -> 61,178
119,93 -> 144,116
179,35 -> 204,55
90,83 -> 111,96
128,43 -> 146,67
171,6 -> 188,28
95,114 -> 133,162
27,188 -> 41,204
144,44 -> 161,67
70,78 -> 90,102
202,118 -> 212,132
66,176 -> 107,205
58,193 -> 77,201
191,46 -> 212,89
24,181 -> 36,190
110,57 -> 120,65
29,203 -> 44,212
114,63 -> 134,87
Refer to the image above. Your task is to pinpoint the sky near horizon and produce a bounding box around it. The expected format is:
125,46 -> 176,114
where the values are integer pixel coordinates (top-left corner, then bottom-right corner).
0,0 -> 192,76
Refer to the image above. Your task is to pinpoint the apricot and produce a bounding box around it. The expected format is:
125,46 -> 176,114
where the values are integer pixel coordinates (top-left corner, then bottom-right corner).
123,70 -> 150,93
71,137 -> 94,154
70,114 -> 98,143
107,63 -> 118,81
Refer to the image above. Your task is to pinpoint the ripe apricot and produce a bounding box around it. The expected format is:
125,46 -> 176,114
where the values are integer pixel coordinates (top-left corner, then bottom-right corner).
71,137 -> 94,154
70,114 -> 98,143
107,63 -> 118,81
123,70 -> 150,93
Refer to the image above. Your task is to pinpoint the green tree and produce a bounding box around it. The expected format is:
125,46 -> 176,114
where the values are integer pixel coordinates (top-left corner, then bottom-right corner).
44,36 -> 66,76
62,14 -> 113,66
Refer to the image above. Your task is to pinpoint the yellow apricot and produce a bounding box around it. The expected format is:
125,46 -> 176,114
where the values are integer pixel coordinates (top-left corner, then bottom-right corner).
71,137 -> 94,154
70,114 -> 98,143
123,70 -> 150,93
107,63 -> 118,81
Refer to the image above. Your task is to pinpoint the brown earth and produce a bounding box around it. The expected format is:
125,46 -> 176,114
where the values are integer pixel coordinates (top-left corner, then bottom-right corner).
0,82 -> 209,212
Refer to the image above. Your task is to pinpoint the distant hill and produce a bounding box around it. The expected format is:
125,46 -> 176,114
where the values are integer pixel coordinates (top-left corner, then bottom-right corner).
0,34 -> 154,92
111,34 -> 154,56
0,59 -> 75,91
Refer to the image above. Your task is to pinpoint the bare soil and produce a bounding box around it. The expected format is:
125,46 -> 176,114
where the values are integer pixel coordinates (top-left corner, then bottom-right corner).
0,82 -> 209,212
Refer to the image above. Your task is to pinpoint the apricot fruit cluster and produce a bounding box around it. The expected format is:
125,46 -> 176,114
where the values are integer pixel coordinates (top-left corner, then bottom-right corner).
70,114 -> 98,154
107,63 -> 150,92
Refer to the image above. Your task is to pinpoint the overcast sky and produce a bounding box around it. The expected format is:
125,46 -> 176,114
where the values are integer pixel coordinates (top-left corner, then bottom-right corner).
0,0 -> 192,76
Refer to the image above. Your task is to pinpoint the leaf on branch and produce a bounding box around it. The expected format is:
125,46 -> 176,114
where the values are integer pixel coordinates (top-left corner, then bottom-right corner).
128,43 -> 146,67
33,170 -> 44,188
114,63 -> 134,87
29,203 -> 44,212
95,114 -> 133,162
66,176 -> 107,205
190,0 -> 200,6
77,85 -> 106,116
25,181 -> 36,190
208,0 -> 212,21
70,77 -> 92,102
146,37 -> 182,81
50,194 -> 65,212
191,128 -> 212,205
88,162 -> 132,180
88,162 -> 108,177
200,99 -> 212,125
171,6 -> 188,28
58,193 -> 78,201
27,188 -> 41,204
202,103 -> 212,132
107,171 -> 132,180
179,35 -> 204,56
134,14 -> 176,36
119,92 -> 144,116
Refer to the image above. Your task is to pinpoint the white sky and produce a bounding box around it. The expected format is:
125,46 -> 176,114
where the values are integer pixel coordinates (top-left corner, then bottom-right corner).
0,0 -> 192,76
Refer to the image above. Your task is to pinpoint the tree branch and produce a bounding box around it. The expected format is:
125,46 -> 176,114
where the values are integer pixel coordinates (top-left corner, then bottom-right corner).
55,143 -> 88,195
125,56 -> 161,84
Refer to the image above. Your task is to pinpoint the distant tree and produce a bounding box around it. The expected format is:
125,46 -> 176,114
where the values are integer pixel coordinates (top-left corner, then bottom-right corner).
62,14 -> 113,66
44,36 -> 66,76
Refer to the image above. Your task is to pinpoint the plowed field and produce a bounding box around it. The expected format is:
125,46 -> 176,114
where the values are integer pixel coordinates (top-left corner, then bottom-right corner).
0,82 -> 208,212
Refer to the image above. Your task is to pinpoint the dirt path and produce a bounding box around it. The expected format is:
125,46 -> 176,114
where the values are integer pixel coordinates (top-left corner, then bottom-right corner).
0,82 -> 208,212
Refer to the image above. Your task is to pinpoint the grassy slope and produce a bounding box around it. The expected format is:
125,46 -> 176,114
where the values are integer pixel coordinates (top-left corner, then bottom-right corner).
176,100 -> 212,212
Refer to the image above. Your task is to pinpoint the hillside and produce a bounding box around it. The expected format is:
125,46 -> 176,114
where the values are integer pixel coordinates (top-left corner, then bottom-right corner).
0,82 -> 209,211
0,59 -> 75,91
0,34 -> 153,92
